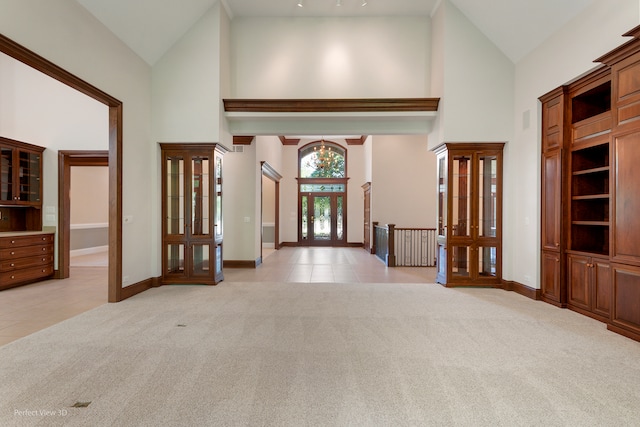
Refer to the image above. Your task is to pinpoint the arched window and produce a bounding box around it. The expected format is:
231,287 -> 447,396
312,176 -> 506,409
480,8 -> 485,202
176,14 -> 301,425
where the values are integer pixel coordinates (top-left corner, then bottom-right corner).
299,140 -> 346,178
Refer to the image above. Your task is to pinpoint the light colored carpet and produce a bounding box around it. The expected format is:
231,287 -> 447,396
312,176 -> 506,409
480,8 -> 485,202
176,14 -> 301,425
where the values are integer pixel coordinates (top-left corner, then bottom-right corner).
1,282 -> 639,426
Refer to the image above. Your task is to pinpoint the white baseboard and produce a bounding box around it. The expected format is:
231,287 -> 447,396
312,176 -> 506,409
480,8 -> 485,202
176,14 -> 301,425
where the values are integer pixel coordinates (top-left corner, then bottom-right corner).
70,245 -> 109,257
262,243 -> 275,249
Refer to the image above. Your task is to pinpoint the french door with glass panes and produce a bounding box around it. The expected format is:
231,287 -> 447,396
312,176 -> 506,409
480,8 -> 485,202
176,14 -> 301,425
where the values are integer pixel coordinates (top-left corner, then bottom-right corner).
299,182 -> 347,246
160,143 -> 226,285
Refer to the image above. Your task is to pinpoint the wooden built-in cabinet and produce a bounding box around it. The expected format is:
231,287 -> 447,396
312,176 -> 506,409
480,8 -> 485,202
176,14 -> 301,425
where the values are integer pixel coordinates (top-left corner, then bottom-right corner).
540,25 -> 640,341
540,89 -> 568,305
0,233 -> 54,290
433,142 -> 503,287
567,254 -> 611,320
160,143 -> 227,286
0,137 -> 44,232
0,137 -> 51,291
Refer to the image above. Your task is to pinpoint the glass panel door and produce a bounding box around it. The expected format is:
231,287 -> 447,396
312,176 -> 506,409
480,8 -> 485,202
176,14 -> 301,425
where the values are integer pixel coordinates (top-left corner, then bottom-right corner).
313,196 -> 331,241
166,155 -> 185,235
299,189 -> 347,246
336,195 -> 344,241
301,195 -> 308,241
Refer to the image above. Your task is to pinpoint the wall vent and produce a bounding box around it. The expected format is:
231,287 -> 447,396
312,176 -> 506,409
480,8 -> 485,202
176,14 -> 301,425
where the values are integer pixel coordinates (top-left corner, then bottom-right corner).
233,145 -> 244,153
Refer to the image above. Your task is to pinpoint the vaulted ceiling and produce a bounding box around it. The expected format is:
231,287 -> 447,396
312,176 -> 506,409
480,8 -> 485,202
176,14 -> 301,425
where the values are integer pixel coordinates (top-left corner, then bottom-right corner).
75,0 -> 596,65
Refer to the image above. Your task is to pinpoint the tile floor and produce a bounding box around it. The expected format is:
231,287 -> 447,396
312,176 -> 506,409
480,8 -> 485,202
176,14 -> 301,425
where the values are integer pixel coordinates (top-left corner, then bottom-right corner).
0,247 -> 436,346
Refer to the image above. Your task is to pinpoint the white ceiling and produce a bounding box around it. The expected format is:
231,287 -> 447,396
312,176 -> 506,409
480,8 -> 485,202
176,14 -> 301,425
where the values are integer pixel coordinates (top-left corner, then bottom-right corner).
75,0 -> 596,65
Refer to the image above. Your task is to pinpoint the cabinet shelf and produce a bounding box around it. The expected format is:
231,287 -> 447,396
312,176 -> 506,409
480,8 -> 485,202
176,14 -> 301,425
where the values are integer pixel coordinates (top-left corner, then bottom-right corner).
572,220 -> 609,226
572,166 -> 609,175
572,194 -> 609,200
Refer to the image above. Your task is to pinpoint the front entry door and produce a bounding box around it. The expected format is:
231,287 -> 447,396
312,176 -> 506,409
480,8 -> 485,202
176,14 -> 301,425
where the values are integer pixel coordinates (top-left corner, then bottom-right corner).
300,193 -> 346,246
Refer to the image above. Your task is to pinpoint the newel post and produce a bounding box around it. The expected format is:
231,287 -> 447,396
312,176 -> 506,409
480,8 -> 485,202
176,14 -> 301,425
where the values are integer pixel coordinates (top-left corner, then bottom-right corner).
372,221 -> 379,255
387,224 -> 396,267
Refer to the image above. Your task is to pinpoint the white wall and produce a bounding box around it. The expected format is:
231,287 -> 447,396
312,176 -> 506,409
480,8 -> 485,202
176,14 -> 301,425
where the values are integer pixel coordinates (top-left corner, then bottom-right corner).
223,143 -> 259,260
371,135 -> 436,229
429,0 -> 514,148
508,0 -> 639,288
0,0 -> 153,287
231,16 -> 431,98
152,3 -> 225,143
0,0 -> 155,285
0,53 -> 108,244
70,167 -> 108,225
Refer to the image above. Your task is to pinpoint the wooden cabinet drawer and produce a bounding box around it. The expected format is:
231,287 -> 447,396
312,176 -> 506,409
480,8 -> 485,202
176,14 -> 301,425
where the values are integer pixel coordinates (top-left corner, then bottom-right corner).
0,244 -> 53,259
0,265 -> 54,288
0,233 -> 54,248
0,254 -> 53,272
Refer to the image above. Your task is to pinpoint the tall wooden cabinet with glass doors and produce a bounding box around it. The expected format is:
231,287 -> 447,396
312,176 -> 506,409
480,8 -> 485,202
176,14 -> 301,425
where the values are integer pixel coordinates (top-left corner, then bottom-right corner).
160,143 -> 227,285
433,143 -> 504,286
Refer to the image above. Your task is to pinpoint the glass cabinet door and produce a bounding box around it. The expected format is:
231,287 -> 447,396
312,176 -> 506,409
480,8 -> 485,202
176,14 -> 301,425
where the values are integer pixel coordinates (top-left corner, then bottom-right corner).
167,244 -> 185,274
452,155 -> 472,238
191,155 -> 210,236
161,143 -> 226,285
478,154 -> 498,238
18,151 -> 41,203
214,154 -> 223,240
434,143 -> 503,286
0,146 -> 13,202
166,155 -> 185,236
478,245 -> 498,278
437,154 -> 447,237
191,244 -> 210,276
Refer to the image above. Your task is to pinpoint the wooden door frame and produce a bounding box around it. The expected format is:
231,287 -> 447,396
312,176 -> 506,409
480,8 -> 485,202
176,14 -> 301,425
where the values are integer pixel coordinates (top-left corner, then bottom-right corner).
0,34 -> 123,302
57,151 -> 109,279
362,182 -> 371,253
261,162 -> 282,260
299,190 -> 348,247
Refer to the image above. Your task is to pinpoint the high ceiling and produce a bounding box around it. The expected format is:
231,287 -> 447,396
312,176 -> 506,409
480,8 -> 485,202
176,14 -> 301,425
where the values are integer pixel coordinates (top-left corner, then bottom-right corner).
75,0 -> 596,65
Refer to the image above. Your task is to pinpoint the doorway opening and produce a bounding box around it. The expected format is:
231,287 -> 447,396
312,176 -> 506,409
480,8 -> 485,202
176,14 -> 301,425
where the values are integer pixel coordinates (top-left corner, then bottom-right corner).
298,140 -> 348,246
0,35 -> 123,302
58,151 -> 109,278
261,162 -> 282,261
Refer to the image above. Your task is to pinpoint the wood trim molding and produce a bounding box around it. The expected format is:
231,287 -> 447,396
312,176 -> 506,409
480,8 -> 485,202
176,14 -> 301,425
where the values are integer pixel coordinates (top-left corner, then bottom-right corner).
58,151 -> 108,280
0,33 -> 124,302
224,98 -> 440,113
0,34 -> 121,107
224,260 -> 261,268
346,136 -> 368,145
261,161 -> 283,182
261,161 -> 282,251
279,136 -> 300,145
120,277 -> 155,300
596,25 -> 640,65
233,135 -> 255,145
502,279 -> 542,301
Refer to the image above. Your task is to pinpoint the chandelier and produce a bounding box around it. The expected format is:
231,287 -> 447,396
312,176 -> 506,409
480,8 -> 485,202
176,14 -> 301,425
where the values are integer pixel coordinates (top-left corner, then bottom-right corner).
308,139 -> 336,171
